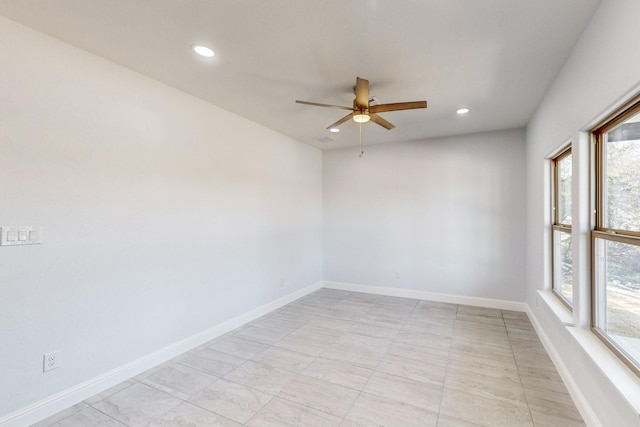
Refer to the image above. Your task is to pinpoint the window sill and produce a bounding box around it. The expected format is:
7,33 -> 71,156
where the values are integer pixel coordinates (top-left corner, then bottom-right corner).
567,327 -> 640,415
536,289 -> 640,419
537,289 -> 573,326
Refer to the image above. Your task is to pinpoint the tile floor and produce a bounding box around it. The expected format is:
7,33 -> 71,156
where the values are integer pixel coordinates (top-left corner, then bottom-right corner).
33,289 -> 586,427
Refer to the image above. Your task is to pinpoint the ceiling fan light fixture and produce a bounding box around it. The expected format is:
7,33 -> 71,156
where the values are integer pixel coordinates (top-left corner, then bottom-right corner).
353,113 -> 370,123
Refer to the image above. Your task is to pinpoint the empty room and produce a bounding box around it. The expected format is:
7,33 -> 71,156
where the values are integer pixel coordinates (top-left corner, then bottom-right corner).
1,1 -> 640,426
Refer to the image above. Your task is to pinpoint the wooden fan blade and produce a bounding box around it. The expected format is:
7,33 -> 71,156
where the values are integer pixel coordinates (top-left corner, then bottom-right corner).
369,113 -> 395,130
326,113 -> 353,130
355,77 -> 370,108
370,101 -> 427,113
296,100 -> 353,111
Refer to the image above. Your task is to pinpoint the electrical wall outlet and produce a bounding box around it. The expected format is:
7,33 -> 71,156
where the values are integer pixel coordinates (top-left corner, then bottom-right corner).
43,351 -> 61,372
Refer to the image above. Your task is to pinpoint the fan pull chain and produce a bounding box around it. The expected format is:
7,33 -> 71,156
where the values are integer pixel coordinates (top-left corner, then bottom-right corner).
359,122 -> 364,158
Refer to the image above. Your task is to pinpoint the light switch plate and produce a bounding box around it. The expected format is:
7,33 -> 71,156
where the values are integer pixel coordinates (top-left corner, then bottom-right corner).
0,226 -> 43,246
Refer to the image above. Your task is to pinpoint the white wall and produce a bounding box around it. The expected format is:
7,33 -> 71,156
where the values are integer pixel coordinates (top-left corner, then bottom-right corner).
0,16 -> 322,417
526,0 -> 640,425
323,128 -> 526,301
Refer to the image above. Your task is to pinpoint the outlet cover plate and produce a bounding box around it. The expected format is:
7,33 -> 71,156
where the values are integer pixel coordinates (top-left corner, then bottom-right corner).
43,351 -> 61,372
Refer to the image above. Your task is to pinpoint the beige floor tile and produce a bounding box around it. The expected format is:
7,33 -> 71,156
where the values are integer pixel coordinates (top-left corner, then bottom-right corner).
224,360 -> 297,394
447,357 -> 521,383
508,328 -> 542,341
267,307 -> 318,323
524,386 -> 576,407
313,288 -> 352,300
402,319 -> 455,337
249,316 -> 303,333
188,379 -> 272,424
48,407 -> 125,426
306,316 -> 357,333
145,402 -> 241,427
288,323 -> 344,342
377,353 -> 447,386
444,368 -> 527,403
356,313 -> 406,329
345,292 -> 385,304
439,388 -> 533,427
453,319 -> 508,337
457,305 -> 503,318
141,362 -> 218,400
31,403 -> 92,427
525,388 -> 585,426
273,333 -> 333,356
415,300 -> 458,314
303,357 -> 373,390
330,300 -> 375,314
233,324 -> 290,344
334,331 -> 393,351
246,397 -> 342,426
179,348 -> 246,377
456,313 -> 507,327
513,351 -> 558,373
320,342 -> 385,369
501,309 -> 529,320
509,337 -> 548,355
251,347 -> 315,373
394,329 -> 452,351
368,305 -> 414,319
529,408 -> 586,427
448,343 -> 518,378
91,382 -> 183,427
322,307 -> 370,322
133,360 -> 176,381
277,374 -> 359,417
297,297 -> 344,310
504,316 -> 536,330
342,392 -> 438,427
386,342 -> 449,367
450,338 -> 516,361
364,371 -> 443,413
283,302 -> 330,317
436,414 -> 485,427
345,321 -> 401,339
368,300 -> 416,320
408,307 -> 457,321
84,379 -> 137,405
208,336 -> 269,359
517,367 -> 568,395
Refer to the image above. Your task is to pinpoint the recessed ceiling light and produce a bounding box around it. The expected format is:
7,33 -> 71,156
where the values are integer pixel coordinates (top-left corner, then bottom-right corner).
192,45 -> 215,58
456,108 -> 470,115
329,128 -> 340,133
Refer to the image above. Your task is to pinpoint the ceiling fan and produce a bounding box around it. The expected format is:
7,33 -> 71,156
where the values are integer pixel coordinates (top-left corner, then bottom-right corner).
296,77 -> 427,130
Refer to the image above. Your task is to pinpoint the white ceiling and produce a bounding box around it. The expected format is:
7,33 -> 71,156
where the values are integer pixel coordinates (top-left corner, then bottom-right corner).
0,0 -> 600,149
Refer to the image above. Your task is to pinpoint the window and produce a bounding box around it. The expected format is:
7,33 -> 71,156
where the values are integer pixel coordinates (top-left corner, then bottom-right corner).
592,96 -> 640,375
551,147 -> 573,307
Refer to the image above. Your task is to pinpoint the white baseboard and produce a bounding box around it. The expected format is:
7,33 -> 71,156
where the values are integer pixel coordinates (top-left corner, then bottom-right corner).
525,306 -> 601,427
0,281 -> 323,427
322,281 -> 528,312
